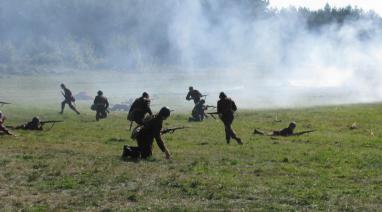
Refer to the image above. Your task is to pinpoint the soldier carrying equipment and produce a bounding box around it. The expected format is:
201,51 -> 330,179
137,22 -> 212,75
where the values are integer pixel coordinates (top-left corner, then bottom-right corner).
0,111 -> 14,135
59,83 -> 80,115
186,86 -> 204,105
127,92 -> 153,128
253,121 -> 315,136
92,90 -> 109,121
122,107 -> 172,160
216,92 -> 243,145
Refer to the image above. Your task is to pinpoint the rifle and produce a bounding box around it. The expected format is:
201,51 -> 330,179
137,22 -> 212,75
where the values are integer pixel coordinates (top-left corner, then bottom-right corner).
207,112 -> 220,119
291,130 -> 315,136
40,120 -> 64,130
205,105 -> 216,109
161,126 -> 190,134
0,101 -> 11,106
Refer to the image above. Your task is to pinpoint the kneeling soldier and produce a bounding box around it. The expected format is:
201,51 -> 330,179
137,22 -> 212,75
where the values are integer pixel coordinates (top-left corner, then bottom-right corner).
122,107 -> 172,160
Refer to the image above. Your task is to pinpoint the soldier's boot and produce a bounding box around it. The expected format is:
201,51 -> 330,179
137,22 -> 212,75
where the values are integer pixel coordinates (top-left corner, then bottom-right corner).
235,137 -> 243,145
122,145 -> 140,159
226,138 -> 230,144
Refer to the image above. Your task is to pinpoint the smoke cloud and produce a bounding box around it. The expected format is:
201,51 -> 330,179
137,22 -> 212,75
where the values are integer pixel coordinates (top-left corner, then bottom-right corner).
1,0 -> 382,108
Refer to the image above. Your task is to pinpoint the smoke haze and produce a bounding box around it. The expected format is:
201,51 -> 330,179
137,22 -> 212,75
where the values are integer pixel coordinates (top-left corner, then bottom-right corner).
1,0 -> 382,108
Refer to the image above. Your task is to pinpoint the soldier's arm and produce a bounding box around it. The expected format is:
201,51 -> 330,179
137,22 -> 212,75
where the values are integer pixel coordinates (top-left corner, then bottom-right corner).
217,101 -> 222,114
232,100 -> 237,112
154,134 -> 171,159
186,92 -> 192,100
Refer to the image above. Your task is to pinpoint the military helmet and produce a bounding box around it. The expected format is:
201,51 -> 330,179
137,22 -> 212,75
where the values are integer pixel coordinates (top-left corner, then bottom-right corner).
289,121 -> 297,128
158,107 -> 171,118
32,116 -> 40,123
219,92 -> 227,99
60,83 -> 65,88
142,92 -> 149,98
97,90 -> 103,95
189,86 -> 193,90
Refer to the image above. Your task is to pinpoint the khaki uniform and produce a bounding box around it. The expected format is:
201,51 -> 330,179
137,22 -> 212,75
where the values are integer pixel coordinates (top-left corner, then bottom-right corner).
94,95 -> 109,121
217,97 -> 241,144
186,90 -> 202,104
128,97 -> 152,125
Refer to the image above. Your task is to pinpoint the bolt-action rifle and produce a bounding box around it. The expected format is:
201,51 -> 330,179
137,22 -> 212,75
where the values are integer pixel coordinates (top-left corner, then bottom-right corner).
291,130 -> 316,136
0,101 -> 11,106
41,120 -> 64,130
207,112 -> 220,119
161,126 -> 190,135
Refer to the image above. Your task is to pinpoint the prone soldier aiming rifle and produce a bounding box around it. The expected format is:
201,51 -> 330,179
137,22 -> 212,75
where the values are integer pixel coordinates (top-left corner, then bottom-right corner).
8,117 -> 64,130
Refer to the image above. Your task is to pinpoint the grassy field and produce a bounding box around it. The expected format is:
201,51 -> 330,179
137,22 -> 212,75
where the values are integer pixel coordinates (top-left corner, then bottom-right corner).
1,103 -> 382,210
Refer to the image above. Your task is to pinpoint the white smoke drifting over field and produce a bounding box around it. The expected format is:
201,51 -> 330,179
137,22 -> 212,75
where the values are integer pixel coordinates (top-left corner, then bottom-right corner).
0,0 -> 382,108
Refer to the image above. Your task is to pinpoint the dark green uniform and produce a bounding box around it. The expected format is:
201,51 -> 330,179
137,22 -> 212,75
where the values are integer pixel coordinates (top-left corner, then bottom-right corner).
128,97 -> 152,125
94,94 -> 109,121
217,96 -> 242,144
189,100 -> 207,122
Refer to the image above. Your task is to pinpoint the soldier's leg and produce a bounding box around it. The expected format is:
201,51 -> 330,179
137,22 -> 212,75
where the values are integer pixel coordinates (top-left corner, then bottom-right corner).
68,102 -> 80,115
122,145 -> 141,158
253,129 -> 266,135
225,117 -> 242,145
137,137 -> 153,159
60,101 -> 66,113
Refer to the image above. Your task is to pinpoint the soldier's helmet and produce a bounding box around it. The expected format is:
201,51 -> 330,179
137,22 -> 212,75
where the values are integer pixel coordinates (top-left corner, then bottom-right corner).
142,92 -> 149,98
158,107 -> 171,118
97,90 -> 103,95
289,121 -> 297,129
189,86 -> 193,91
32,116 -> 40,123
60,83 -> 65,88
219,92 -> 227,99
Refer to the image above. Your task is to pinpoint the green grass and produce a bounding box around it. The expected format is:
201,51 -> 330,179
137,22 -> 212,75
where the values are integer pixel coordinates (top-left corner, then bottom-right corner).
1,103 -> 382,210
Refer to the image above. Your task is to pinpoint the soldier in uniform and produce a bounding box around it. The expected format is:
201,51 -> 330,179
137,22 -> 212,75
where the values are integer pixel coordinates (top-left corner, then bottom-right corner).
128,92 -> 153,125
188,99 -> 207,122
60,83 -> 80,115
254,122 -> 297,136
93,90 -> 109,121
14,116 -> 43,130
0,111 -> 14,135
122,107 -> 172,160
217,92 -> 243,145
186,86 -> 203,105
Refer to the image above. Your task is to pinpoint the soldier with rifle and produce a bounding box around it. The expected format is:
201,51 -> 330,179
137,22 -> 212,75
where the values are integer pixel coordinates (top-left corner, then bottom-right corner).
254,121 -> 315,136
60,84 -> 80,115
186,86 -> 205,105
127,92 -> 152,128
9,117 -> 63,130
0,111 -> 14,135
92,90 -> 109,121
215,92 -> 243,145
122,107 -> 173,160
188,99 -> 215,122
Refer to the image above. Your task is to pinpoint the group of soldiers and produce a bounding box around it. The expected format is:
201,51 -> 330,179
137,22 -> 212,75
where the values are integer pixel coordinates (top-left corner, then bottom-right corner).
1,84 -> 310,160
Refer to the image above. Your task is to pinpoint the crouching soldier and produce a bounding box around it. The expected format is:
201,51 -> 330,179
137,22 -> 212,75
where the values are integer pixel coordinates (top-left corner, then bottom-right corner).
188,99 -> 207,122
92,90 -> 109,121
122,107 -> 172,160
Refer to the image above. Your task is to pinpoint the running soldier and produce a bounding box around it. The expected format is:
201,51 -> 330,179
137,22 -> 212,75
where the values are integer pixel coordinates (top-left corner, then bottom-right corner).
128,92 -> 153,125
217,92 -> 242,145
186,86 -> 204,105
60,84 -> 80,115
122,107 -> 172,160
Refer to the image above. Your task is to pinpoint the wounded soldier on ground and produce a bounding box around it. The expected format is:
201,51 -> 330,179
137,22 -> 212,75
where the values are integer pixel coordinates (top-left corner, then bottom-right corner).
122,107 -> 172,160
188,99 -> 207,122
0,111 -> 14,135
254,122 -> 315,136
